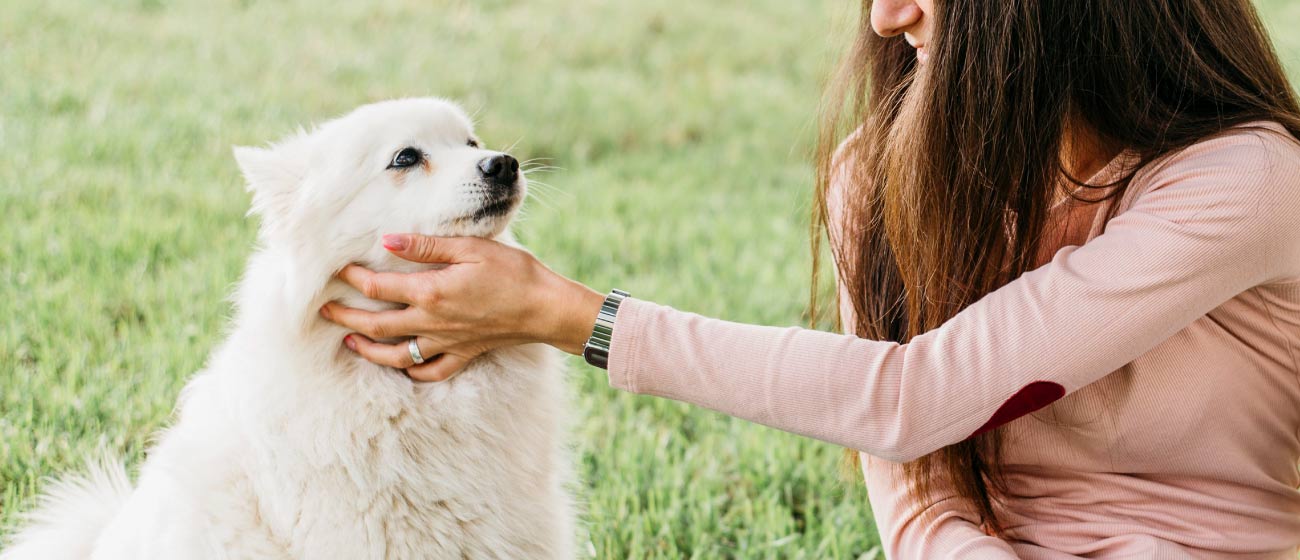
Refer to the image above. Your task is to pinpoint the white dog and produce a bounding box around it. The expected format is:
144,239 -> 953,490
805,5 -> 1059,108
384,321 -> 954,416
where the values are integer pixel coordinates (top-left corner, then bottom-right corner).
1,98 -> 575,560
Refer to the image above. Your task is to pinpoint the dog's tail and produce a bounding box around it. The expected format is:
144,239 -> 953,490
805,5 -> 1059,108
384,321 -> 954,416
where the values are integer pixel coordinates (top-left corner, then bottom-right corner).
1,455 -> 133,560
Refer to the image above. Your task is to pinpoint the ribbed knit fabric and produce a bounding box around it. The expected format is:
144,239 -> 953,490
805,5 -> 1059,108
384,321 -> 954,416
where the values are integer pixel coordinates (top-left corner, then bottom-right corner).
606,122 -> 1300,558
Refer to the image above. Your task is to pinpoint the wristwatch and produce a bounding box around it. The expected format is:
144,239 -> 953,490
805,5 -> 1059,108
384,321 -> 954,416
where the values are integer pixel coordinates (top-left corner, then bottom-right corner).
582,289 -> 629,369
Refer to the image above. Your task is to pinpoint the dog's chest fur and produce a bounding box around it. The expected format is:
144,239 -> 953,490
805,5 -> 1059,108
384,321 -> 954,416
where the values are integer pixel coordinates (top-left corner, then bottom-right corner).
137,334 -> 573,560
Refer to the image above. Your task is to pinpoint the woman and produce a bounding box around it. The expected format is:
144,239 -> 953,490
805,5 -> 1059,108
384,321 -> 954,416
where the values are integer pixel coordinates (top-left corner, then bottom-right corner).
319,0 -> 1300,557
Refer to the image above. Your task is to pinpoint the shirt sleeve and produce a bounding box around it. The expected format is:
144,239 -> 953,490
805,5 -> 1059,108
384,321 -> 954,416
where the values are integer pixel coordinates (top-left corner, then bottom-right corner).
862,455 -> 1020,559
605,128 -> 1300,463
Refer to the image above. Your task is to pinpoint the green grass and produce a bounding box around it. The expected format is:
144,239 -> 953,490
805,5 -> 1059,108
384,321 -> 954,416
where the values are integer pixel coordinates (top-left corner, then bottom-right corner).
2,1 -> 1298,558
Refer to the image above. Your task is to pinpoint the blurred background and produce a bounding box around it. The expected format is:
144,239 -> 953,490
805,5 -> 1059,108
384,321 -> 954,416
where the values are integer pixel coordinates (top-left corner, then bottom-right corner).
2,1 -> 1298,557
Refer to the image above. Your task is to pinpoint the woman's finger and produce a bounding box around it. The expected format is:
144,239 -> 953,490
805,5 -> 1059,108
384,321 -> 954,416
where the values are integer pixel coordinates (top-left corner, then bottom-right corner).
321,303 -> 423,340
343,335 -> 446,369
337,264 -> 426,305
344,334 -> 413,369
383,234 -> 486,265
406,353 -> 472,383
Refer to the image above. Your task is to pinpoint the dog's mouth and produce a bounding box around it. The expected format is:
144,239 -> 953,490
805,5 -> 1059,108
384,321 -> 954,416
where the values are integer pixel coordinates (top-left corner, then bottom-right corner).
443,189 -> 523,231
471,193 -> 519,221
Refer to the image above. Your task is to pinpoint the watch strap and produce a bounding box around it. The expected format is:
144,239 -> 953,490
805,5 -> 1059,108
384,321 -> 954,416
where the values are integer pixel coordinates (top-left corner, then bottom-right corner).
582,289 -> 629,369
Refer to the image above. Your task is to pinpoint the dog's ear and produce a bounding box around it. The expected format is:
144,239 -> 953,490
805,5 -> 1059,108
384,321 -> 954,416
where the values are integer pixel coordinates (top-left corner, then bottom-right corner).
233,141 -> 305,221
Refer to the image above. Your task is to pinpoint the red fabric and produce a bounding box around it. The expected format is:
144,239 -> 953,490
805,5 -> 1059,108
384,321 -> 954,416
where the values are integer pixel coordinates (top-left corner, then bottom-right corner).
970,381 -> 1065,438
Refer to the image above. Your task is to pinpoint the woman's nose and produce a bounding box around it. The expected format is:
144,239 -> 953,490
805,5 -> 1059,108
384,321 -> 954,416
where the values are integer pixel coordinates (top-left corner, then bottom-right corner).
870,0 -> 923,37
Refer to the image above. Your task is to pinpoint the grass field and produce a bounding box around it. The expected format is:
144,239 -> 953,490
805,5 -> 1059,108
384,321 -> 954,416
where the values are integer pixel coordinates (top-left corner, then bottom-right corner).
3,1 -> 1299,558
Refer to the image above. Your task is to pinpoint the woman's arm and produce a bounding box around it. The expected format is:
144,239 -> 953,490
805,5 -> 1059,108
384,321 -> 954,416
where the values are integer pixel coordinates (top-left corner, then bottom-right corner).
322,128 -> 1300,460
603,130 -> 1300,462
862,456 -> 1020,559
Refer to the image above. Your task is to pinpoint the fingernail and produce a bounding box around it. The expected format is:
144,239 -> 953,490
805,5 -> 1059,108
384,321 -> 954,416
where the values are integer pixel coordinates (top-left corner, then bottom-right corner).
319,305 -> 331,320
343,335 -> 356,351
382,234 -> 406,251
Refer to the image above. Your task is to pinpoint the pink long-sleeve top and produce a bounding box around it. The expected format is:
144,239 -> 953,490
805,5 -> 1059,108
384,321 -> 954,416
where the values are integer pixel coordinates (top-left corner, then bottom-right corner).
605,122 -> 1300,558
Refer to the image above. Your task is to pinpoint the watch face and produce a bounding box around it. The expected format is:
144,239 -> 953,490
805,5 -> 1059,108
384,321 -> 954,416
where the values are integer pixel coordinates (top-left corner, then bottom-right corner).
582,346 -> 609,370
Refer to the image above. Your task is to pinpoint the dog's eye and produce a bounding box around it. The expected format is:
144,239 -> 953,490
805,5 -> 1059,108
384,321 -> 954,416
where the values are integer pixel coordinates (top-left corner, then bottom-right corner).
388,147 -> 423,169
467,138 -> 479,149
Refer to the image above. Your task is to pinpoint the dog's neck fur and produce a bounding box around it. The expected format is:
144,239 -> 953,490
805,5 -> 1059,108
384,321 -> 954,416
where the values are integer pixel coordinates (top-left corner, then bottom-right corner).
219,241 -> 411,373
220,232 -> 522,383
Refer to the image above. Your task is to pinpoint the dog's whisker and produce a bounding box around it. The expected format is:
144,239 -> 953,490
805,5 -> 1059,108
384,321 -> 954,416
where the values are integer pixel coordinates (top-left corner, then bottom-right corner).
527,187 -> 570,203
467,105 -> 489,128
501,136 -> 525,155
525,180 -> 569,195
527,184 -> 563,197
525,189 -> 556,204
525,189 -> 568,205
520,162 -> 559,169
523,192 -> 559,212
526,189 -> 567,211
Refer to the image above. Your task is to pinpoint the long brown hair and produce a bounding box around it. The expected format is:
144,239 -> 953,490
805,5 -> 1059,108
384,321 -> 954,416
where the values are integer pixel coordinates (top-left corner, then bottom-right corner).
812,0 -> 1300,533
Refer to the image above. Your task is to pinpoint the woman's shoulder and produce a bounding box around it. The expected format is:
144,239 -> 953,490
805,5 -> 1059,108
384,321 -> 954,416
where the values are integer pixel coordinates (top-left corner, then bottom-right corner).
825,126 -> 871,238
1132,120 -> 1300,193
1123,120 -> 1300,284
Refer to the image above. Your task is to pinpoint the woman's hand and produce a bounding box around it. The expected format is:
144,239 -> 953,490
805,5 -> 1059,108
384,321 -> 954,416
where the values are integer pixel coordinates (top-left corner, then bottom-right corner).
320,234 -> 606,382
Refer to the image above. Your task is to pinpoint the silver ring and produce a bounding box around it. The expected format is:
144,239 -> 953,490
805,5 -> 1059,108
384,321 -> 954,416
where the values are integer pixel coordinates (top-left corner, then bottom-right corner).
408,338 -> 426,365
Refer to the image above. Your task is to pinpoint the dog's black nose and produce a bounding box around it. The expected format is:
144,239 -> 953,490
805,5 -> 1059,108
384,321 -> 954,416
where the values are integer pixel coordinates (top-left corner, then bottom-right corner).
478,154 -> 519,186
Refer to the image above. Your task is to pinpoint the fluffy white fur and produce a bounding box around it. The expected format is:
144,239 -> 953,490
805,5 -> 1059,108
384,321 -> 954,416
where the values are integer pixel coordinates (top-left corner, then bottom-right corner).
2,98 -> 574,559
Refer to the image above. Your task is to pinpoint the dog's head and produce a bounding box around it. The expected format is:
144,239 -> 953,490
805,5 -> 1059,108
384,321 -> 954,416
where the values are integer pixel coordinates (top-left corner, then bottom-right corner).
233,98 -> 525,274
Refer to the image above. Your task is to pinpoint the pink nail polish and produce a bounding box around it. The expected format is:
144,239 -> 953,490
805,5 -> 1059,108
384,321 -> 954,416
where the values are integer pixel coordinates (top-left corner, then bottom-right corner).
382,234 -> 406,251
343,335 -> 356,350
